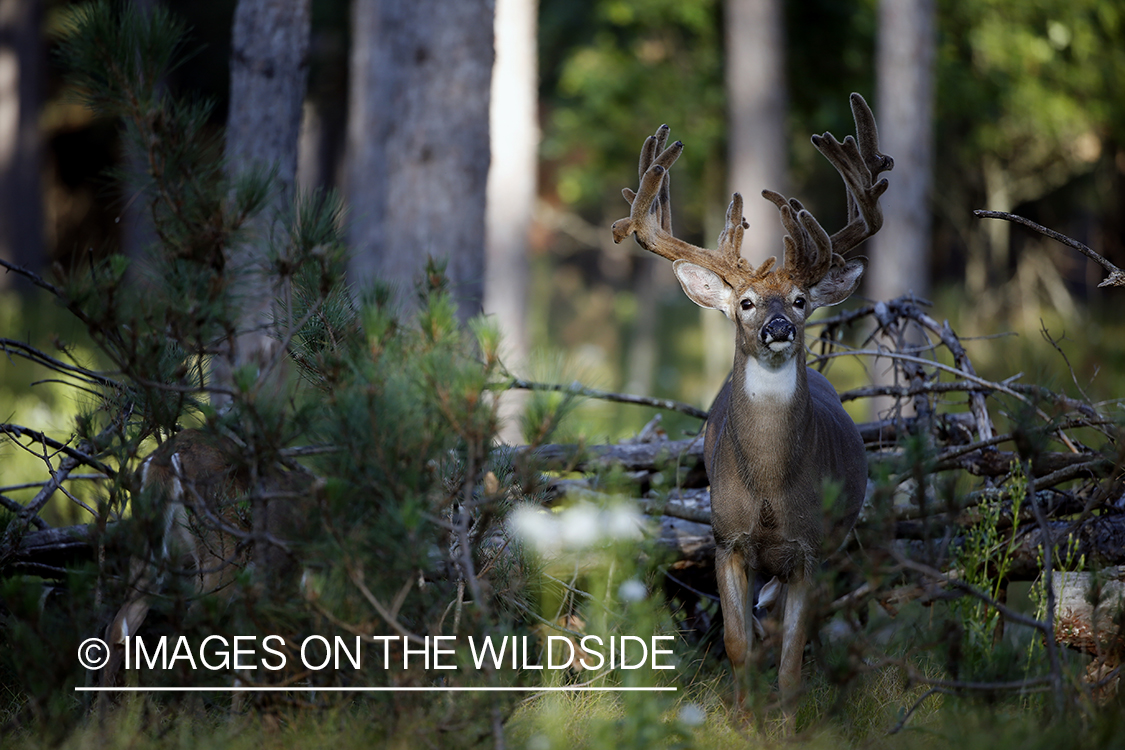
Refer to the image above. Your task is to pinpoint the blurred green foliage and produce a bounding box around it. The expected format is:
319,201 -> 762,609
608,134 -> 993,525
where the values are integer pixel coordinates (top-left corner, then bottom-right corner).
938,0 -> 1125,199
541,0 -> 724,233
541,0 -> 1125,232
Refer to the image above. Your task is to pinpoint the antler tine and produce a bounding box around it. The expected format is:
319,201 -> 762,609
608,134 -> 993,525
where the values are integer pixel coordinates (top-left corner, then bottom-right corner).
762,189 -> 832,285
647,125 -> 674,233
810,92 -> 894,255
716,193 -> 750,266
612,125 -> 745,279
849,92 -> 893,180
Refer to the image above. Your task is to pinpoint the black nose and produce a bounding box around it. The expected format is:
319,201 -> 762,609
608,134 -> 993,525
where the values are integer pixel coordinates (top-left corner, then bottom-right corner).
760,316 -> 796,345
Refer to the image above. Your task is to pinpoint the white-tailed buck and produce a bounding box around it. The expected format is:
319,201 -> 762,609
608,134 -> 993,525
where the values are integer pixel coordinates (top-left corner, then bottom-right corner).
612,93 -> 891,715
102,429 -> 311,687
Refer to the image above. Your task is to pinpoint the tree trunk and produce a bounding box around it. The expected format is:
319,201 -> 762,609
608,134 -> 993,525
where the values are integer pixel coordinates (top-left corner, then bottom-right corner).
226,0 -> 310,209
624,255 -> 659,397
869,0 -> 935,302
867,0 -> 935,421
0,0 -> 44,290
348,0 -> 495,324
485,0 -> 536,365
724,0 -> 787,266
218,0 -> 311,386
221,0 -> 311,589
485,0 -> 536,441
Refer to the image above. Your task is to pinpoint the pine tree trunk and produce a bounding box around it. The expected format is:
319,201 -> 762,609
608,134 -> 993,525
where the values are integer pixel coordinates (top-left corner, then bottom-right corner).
347,0 -> 495,323
867,0 -> 935,420
220,0 -> 311,374
220,0 -> 311,591
226,0 -> 310,211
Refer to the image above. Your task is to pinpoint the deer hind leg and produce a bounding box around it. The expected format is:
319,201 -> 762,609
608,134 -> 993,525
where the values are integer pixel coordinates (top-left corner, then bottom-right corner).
778,577 -> 810,731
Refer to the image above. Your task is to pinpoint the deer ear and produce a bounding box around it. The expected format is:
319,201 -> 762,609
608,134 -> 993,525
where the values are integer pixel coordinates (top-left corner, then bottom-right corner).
809,258 -> 866,308
673,260 -> 734,318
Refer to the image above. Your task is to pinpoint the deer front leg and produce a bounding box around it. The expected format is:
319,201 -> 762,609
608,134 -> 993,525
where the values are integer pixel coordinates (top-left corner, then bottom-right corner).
779,576 -> 811,731
716,547 -> 753,705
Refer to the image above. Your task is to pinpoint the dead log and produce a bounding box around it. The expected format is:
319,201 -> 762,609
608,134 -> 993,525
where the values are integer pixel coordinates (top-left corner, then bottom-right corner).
1011,516 -> 1125,580
523,413 -> 980,474
639,490 -> 1125,583
528,437 -> 1107,492
8,447 -> 1124,588
529,437 -> 704,473
1052,567 -> 1125,659
4,524 -> 94,577
1052,567 -> 1124,701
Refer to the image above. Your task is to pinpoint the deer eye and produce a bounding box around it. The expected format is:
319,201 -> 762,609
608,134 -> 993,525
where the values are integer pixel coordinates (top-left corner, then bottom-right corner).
740,299 -> 754,311
793,296 -> 806,310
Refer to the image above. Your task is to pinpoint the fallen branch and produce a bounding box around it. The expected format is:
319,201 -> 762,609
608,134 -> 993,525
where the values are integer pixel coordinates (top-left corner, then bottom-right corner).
975,210 -> 1125,288
508,378 -> 708,420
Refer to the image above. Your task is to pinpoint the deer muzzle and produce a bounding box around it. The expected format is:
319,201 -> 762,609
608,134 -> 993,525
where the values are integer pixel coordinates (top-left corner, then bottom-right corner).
760,316 -> 796,351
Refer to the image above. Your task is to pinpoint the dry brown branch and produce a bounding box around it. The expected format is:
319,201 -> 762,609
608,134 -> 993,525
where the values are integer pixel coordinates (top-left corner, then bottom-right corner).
0,420 -> 121,572
0,338 -> 122,390
0,424 -> 117,479
508,378 -> 708,420
974,210 -> 1125,288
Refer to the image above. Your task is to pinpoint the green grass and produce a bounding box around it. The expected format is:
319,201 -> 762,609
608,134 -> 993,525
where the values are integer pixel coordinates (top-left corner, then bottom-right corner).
2,668 -> 1119,750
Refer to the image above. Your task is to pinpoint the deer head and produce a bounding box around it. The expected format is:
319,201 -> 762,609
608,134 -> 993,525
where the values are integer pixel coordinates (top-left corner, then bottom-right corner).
612,93 -> 892,374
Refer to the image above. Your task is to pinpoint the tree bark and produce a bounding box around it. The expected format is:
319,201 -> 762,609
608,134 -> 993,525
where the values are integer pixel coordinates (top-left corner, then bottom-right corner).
220,0 -> 311,591
214,0 -> 310,399
0,0 -> 44,290
724,0 -> 787,267
226,0 -> 310,211
348,0 -> 495,324
867,0 -> 936,421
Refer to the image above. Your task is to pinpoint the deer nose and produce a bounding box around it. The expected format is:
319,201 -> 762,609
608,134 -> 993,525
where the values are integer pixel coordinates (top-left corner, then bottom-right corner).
760,316 -> 796,347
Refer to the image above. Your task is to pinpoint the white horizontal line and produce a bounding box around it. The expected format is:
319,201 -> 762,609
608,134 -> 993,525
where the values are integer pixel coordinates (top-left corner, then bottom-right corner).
76,686 -> 676,693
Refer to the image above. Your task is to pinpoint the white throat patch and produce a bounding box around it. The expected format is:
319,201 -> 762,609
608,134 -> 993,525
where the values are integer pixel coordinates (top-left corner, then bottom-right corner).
742,356 -> 798,403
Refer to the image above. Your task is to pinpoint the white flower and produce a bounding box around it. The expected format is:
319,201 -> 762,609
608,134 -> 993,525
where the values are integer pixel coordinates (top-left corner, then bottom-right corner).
677,703 -> 706,726
510,501 -> 649,554
559,502 -> 602,547
509,505 -> 558,552
618,579 -> 647,603
605,504 -> 645,541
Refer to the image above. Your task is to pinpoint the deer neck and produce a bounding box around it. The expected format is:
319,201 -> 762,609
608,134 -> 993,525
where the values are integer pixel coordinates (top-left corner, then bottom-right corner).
728,348 -> 811,448
737,354 -> 801,405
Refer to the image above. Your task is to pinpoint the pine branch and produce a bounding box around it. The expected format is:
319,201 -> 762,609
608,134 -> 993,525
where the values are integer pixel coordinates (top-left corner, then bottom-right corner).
0,337 -> 122,390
